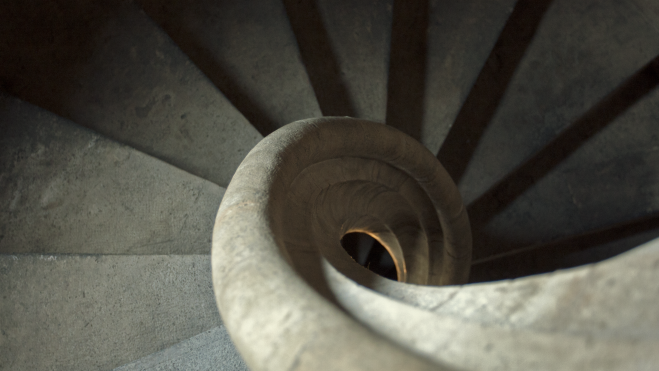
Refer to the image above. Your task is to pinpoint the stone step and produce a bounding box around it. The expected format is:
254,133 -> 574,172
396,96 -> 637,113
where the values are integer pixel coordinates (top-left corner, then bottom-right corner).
470,216 -> 659,282
114,326 -> 248,371
283,0 -> 393,122
418,0 -> 516,151
139,0 -> 322,136
0,94 -> 223,255
0,254 -> 221,371
327,237 -> 659,370
434,0 -> 659,263
0,0 -> 261,187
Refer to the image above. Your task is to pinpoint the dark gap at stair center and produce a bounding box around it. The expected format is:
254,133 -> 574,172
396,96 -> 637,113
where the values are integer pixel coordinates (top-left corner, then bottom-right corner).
341,232 -> 398,281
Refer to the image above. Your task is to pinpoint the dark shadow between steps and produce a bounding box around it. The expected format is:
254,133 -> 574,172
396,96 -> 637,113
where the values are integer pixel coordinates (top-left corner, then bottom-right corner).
469,212 -> 659,282
385,0 -> 429,142
0,0 -> 119,122
467,55 -> 659,231
282,0 -> 356,117
139,0 -> 280,137
436,0 -> 554,184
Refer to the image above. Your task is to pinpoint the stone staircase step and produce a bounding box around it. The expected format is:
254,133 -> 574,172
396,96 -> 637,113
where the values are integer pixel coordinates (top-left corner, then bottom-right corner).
283,0 -> 393,122
0,94 -> 223,255
139,0 -> 322,136
0,0 -> 261,187
114,326 -> 248,371
433,0 -> 659,264
422,0 -> 518,153
470,215 -> 659,282
456,0 -> 659,205
0,254 -> 221,371
466,57 -> 659,262
327,237 -> 659,370
387,0 -> 516,146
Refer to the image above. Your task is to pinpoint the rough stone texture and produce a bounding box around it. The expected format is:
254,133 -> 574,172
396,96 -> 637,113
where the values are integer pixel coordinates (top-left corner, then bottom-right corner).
419,0 -> 517,152
471,81 -> 659,260
0,0 -> 261,187
318,0 -> 393,122
114,326 -> 248,371
0,254 -> 221,371
470,220 -> 659,282
327,237 -> 659,370
138,0 -> 322,136
284,0 -> 392,121
1,0 -> 658,369
213,117 -> 659,370
384,0 -> 429,141
446,0 -> 659,261
0,94 -> 224,255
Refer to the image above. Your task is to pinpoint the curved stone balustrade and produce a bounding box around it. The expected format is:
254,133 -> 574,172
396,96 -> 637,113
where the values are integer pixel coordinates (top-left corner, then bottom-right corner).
212,117 -> 659,370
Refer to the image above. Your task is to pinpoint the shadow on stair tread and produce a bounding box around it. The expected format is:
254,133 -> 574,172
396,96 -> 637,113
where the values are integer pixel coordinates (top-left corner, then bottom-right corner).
114,326 -> 248,371
467,55 -> 659,233
470,212 -> 659,282
0,0 -> 261,187
0,93 -> 223,256
436,0 -> 555,183
465,54 -> 659,264
138,0 -> 322,137
282,0 -> 356,118
385,0 -> 429,141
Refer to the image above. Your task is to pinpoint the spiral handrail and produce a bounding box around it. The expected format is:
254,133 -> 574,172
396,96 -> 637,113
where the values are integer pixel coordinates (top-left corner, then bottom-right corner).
212,117 -> 470,370
212,117 -> 659,370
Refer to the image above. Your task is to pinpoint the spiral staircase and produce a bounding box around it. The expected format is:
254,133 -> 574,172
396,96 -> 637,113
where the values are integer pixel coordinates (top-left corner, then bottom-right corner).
1,0 -> 659,370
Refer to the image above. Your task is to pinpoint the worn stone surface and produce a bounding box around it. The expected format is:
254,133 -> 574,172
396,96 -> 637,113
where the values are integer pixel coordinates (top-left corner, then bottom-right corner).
139,0 -> 321,136
387,0 -> 516,144
213,118 -> 469,371
0,0 -> 261,187
0,94 -> 224,255
114,326 -> 248,371
471,83 -> 659,261
448,0 -> 659,261
1,0 -> 658,369
448,0 -> 659,200
284,0 -> 392,121
0,254 -> 221,371
419,0 -> 517,151
470,221 -> 659,282
327,237 -> 659,370
213,117 -> 659,370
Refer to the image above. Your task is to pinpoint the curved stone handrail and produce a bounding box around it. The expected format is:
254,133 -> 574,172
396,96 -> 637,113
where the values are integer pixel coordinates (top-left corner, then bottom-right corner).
212,117 -> 470,370
212,117 -> 659,370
